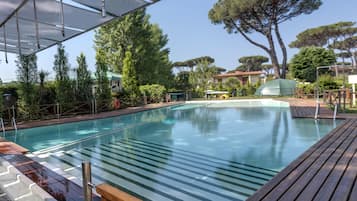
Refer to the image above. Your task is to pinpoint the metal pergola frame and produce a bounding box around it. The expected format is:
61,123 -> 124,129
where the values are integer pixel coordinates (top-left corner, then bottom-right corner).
0,0 -> 159,62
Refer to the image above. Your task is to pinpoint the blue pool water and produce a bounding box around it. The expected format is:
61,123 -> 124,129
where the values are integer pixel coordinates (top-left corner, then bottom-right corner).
4,100 -> 341,200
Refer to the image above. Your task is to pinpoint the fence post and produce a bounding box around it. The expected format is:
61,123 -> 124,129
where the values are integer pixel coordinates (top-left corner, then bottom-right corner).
343,88 -> 346,112
91,100 -> 94,114
56,103 -> 60,119
82,161 -> 93,201
338,91 -> 342,112
94,99 -> 97,114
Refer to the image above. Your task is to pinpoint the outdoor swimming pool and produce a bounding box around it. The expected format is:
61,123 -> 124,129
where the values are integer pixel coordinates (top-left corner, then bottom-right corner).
4,100 -> 341,200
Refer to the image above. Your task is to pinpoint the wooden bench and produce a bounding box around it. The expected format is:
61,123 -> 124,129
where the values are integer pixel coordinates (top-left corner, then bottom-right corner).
248,119 -> 357,201
96,184 -> 141,201
0,140 -> 29,154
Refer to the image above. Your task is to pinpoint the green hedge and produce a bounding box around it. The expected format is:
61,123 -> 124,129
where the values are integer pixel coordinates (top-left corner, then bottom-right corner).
139,84 -> 166,103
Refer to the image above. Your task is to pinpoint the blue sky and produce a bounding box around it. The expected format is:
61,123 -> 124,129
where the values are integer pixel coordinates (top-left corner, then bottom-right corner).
1,0 -> 357,82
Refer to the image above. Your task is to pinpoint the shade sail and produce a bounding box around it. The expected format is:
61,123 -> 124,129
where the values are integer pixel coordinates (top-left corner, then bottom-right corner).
255,79 -> 297,96
0,0 -> 158,57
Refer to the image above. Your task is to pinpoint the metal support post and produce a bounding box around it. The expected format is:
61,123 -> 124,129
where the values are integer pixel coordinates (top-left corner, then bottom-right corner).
33,0 -> 40,49
314,102 -> 320,120
82,162 -> 93,201
59,0 -> 65,37
333,103 -> 338,121
3,24 -> 8,63
101,0 -> 106,17
15,12 -> 22,56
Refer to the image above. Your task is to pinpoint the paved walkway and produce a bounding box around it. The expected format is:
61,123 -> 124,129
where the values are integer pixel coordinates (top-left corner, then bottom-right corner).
5,102 -> 182,131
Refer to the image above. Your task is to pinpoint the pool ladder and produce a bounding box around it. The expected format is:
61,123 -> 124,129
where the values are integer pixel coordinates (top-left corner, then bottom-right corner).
0,117 -> 18,136
12,117 -> 17,132
0,118 -> 5,136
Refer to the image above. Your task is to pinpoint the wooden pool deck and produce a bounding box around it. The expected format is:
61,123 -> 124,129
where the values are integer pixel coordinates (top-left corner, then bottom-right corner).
248,118 -> 357,201
279,98 -> 357,119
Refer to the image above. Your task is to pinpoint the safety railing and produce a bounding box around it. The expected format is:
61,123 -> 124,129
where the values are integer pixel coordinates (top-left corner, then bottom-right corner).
4,98 -> 115,123
323,89 -> 352,112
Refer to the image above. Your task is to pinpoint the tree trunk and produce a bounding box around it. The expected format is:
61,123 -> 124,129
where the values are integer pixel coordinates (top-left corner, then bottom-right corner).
274,22 -> 287,79
266,34 -> 280,78
231,19 -> 280,78
352,51 -> 357,68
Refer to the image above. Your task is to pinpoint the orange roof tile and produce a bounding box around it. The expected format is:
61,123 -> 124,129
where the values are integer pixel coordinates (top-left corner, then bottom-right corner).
214,71 -> 265,78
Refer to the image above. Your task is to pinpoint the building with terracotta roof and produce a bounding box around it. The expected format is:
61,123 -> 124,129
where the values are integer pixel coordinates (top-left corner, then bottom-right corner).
214,70 -> 266,85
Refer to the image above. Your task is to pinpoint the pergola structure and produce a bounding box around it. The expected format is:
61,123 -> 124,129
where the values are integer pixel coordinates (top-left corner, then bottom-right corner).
0,0 -> 158,62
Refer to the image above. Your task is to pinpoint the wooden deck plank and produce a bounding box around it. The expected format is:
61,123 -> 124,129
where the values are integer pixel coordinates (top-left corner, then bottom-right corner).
329,150 -> 357,201
294,123 -> 357,201
348,171 -> 357,201
247,119 -> 356,201
261,120 -> 356,201
310,135 -> 357,201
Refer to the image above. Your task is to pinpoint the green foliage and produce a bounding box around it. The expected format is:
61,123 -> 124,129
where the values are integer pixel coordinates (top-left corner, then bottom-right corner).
238,56 -> 269,72
297,83 -> 315,95
122,51 -> 140,106
95,49 -> 112,105
40,81 -> 57,105
16,54 -> 39,119
290,47 -> 336,82
189,61 -> 218,97
75,53 -> 93,102
53,44 -> 73,106
209,0 -> 322,78
53,44 -> 70,82
94,9 -> 173,87
317,74 -> 341,91
290,21 -> 356,48
173,56 -> 215,70
290,21 -> 357,66
139,84 -> 166,103
174,71 -> 191,91
246,84 -> 257,96
38,70 -> 48,87
223,77 -> 240,95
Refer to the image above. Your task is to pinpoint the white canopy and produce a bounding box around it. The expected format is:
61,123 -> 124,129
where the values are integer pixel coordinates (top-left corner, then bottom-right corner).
0,0 -> 158,59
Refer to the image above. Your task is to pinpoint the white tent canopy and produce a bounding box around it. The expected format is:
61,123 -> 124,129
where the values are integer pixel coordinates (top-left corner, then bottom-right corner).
0,0 -> 158,59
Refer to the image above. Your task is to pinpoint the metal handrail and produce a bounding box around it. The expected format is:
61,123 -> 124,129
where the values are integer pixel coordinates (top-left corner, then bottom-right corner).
82,161 -> 93,201
12,117 -> 17,132
0,118 -> 5,136
333,103 -> 338,120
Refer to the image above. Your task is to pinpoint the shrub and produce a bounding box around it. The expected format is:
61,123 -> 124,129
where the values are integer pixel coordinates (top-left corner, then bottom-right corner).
223,77 -> 241,95
316,74 -> 341,91
246,84 -> 257,96
297,83 -> 315,95
290,47 -> 336,82
139,84 -> 166,103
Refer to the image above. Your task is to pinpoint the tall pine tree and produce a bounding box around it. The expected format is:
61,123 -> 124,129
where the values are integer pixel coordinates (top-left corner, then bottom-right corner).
75,53 -> 93,102
95,49 -> 111,107
122,51 -> 140,106
16,54 -> 38,119
53,44 -> 73,106
94,9 -> 173,87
